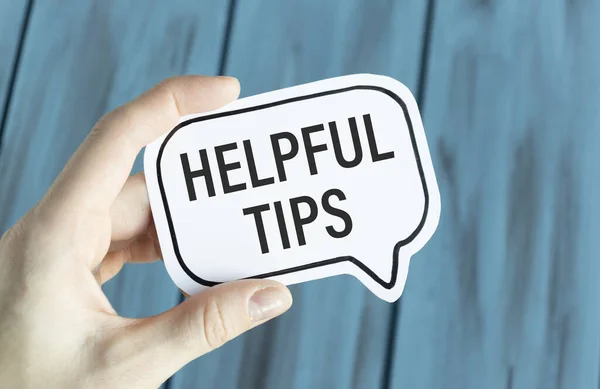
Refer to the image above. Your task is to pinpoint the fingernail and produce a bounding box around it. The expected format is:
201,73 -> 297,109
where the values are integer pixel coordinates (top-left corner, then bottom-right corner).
248,287 -> 292,322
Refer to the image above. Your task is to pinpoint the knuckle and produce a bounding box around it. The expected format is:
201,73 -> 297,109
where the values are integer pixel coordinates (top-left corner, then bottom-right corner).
153,78 -> 175,100
200,297 -> 230,350
87,119 -> 106,140
93,105 -> 138,149
153,77 -> 183,116
157,75 -> 181,89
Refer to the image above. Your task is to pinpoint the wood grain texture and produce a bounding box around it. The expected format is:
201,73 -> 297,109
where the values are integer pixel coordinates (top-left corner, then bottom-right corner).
0,1 -> 28,133
4,1 -> 597,388
390,1 -> 600,388
169,1 -> 428,388
0,0 -> 231,322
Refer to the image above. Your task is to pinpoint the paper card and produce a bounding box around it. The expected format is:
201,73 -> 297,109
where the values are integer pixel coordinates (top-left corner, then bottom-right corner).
144,74 -> 440,302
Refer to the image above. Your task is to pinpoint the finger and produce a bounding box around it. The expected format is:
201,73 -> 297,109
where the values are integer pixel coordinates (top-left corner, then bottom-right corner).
95,233 -> 162,284
115,280 -> 292,384
109,172 -> 151,244
46,75 -> 240,213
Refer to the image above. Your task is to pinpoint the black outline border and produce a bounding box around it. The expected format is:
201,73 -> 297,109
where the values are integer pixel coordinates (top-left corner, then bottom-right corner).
156,85 -> 429,289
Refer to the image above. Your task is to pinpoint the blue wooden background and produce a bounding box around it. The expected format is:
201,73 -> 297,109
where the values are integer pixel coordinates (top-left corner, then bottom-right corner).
1,1 -> 599,388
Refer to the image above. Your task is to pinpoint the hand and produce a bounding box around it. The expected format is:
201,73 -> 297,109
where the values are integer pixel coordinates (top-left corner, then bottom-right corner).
0,76 -> 293,389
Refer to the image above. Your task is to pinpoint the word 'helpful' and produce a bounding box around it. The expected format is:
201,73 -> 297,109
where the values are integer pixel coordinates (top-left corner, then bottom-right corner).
179,114 -> 394,201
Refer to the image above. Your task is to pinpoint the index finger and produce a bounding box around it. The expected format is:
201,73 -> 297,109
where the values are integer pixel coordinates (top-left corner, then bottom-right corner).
46,75 -> 240,213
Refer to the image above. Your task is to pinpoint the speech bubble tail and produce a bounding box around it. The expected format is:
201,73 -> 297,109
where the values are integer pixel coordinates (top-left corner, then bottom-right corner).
346,243 -> 412,303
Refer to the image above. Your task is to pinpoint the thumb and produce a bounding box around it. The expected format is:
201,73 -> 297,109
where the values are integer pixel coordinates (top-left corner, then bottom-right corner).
120,280 -> 292,385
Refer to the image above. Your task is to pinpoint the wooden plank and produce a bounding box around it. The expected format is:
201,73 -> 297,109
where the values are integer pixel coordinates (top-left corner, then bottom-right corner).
390,1 -> 600,388
0,1 -> 28,132
0,0 -> 231,324
169,1 -> 429,388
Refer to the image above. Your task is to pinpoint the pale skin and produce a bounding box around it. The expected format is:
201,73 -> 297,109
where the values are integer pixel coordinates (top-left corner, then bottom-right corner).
0,76 -> 293,388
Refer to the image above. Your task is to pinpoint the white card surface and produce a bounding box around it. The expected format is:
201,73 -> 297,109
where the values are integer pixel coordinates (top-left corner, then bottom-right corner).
144,74 -> 440,302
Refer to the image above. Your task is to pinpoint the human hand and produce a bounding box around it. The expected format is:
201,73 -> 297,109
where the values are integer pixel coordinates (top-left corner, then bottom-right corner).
0,76 -> 293,388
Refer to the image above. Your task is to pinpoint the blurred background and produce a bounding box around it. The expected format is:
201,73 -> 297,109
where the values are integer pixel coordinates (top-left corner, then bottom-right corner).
1,1 -> 600,388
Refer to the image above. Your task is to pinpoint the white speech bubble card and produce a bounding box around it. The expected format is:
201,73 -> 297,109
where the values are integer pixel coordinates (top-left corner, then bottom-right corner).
144,74 -> 441,302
